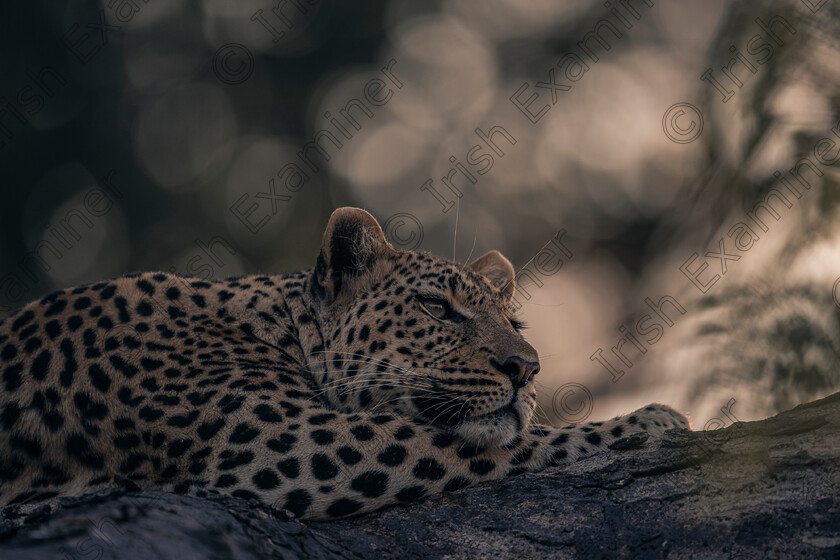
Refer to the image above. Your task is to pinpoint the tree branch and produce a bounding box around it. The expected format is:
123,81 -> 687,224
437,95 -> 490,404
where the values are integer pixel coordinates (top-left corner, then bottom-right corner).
3,392 -> 840,559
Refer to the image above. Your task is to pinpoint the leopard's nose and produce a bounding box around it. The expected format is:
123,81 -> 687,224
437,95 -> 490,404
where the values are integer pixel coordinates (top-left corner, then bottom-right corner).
490,356 -> 540,388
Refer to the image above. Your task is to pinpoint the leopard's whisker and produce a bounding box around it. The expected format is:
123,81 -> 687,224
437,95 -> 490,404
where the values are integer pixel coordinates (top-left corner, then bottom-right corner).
310,377 -> 436,399
367,391 -> 453,413
306,376 -> 435,402
334,380 -> 436,400
425,398 -> 470,428
463,227 -> 478,268
309,351 -> 426,377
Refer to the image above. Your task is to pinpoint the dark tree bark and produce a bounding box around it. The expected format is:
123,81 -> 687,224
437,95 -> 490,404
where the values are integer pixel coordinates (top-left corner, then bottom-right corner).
3,392 -> 840,559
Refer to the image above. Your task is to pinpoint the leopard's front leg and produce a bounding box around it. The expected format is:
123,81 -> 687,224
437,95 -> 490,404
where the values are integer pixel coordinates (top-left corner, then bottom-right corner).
207,403 -> 688,520
515,403 -> 692,472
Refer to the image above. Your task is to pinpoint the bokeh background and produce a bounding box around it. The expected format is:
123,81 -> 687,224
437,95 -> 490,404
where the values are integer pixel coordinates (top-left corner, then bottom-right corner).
2,0 -> 840,429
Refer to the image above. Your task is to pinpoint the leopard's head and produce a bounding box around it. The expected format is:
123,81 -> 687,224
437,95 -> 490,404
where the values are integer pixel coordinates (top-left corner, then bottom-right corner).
310,207 -> 540,447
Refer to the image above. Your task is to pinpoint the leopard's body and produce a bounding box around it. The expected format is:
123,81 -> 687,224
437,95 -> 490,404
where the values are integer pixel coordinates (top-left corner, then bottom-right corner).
0,208 -> 689,520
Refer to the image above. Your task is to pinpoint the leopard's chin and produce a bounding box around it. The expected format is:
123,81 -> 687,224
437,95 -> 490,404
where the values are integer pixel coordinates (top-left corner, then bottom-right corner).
453,397 -> 533,447
411,389 -> 535,447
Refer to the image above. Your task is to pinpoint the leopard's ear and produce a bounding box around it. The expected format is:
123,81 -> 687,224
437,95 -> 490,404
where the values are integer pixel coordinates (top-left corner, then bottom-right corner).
468,250 -> 515,300
314,207 -> 394,302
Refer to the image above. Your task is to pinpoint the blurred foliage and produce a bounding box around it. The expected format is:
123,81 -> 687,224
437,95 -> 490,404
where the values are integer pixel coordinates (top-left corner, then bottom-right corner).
2,0 -> 840,424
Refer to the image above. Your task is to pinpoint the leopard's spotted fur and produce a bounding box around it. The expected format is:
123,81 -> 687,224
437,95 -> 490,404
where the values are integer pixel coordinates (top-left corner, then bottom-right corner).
0,208 -> 689,519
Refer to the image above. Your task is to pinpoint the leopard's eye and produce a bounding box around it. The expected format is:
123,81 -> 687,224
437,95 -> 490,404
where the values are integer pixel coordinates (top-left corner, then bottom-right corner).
420,297 -> 449,319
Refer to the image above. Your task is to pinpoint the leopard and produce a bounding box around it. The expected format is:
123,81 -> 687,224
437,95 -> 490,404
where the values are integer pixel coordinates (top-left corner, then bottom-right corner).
0,207 -> 690,520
